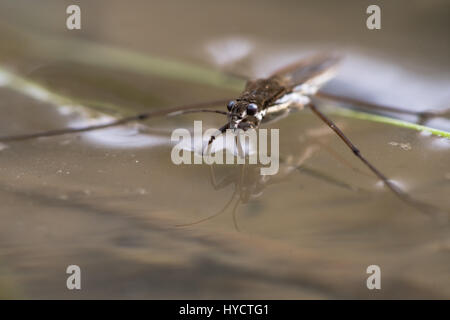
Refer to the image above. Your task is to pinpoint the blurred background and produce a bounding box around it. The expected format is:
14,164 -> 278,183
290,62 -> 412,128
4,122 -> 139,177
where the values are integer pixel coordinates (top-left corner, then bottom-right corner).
0,0 -> 449,299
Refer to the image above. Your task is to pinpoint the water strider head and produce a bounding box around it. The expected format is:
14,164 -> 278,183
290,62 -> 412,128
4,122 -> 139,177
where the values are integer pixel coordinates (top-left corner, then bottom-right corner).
225,99 -> 263,131
206,99 -> 263,146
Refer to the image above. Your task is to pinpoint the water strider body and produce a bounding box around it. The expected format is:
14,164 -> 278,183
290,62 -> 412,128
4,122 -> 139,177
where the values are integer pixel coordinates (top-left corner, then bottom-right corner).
209,54 -> 339,142
0,53 -> 448,216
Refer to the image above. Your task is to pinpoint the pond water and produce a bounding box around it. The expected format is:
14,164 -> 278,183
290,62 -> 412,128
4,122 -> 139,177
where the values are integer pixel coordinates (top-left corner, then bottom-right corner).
0,0 -> 449,299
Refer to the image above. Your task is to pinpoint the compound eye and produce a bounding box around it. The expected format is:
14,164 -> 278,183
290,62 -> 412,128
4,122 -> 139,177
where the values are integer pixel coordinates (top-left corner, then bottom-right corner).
246,103 -> 258,116
227,100 -> 236,111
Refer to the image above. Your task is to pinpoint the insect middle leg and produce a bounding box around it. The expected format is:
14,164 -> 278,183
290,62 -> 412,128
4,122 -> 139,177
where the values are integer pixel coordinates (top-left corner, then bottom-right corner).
316,91 -> 450,124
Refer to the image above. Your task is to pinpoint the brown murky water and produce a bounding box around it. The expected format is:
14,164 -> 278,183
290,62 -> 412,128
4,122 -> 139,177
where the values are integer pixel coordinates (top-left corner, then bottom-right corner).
0,0 -> 449,299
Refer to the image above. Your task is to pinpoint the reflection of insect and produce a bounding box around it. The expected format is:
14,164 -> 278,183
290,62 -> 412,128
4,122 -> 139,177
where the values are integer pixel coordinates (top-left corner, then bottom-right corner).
178,130 -> 368,231
0,54 -> 448,215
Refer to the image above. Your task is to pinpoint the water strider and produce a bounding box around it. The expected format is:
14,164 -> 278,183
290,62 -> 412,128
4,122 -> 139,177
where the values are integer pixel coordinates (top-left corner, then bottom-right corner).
0,54 -> 449,216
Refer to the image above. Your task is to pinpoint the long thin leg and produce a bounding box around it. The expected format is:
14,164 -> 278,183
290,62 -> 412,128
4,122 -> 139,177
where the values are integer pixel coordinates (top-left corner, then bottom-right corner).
0,99 -> 231,143
203,123 -> 229,157
207,124 -> 229,146
307,103 -> 442,216
316,91 -> 450,123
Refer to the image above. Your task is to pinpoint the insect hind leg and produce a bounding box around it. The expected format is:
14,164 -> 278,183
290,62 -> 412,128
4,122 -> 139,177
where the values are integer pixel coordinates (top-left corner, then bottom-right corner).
307,102 -> 447,218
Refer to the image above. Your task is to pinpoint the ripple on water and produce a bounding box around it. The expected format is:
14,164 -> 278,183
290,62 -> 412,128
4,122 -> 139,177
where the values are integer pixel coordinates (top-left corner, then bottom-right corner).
430,137 -> 450,150
0,70 -> 11,86
0,143 -> 8,151
68,116 -> 169,149
375,178 -> 408,192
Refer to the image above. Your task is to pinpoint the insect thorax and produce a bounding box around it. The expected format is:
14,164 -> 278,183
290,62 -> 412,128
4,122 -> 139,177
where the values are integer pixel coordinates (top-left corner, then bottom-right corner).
240,78 -> 288,109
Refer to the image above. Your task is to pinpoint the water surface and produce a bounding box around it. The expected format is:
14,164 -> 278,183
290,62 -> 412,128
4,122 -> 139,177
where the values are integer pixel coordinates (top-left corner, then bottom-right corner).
0,0 -> 449,299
